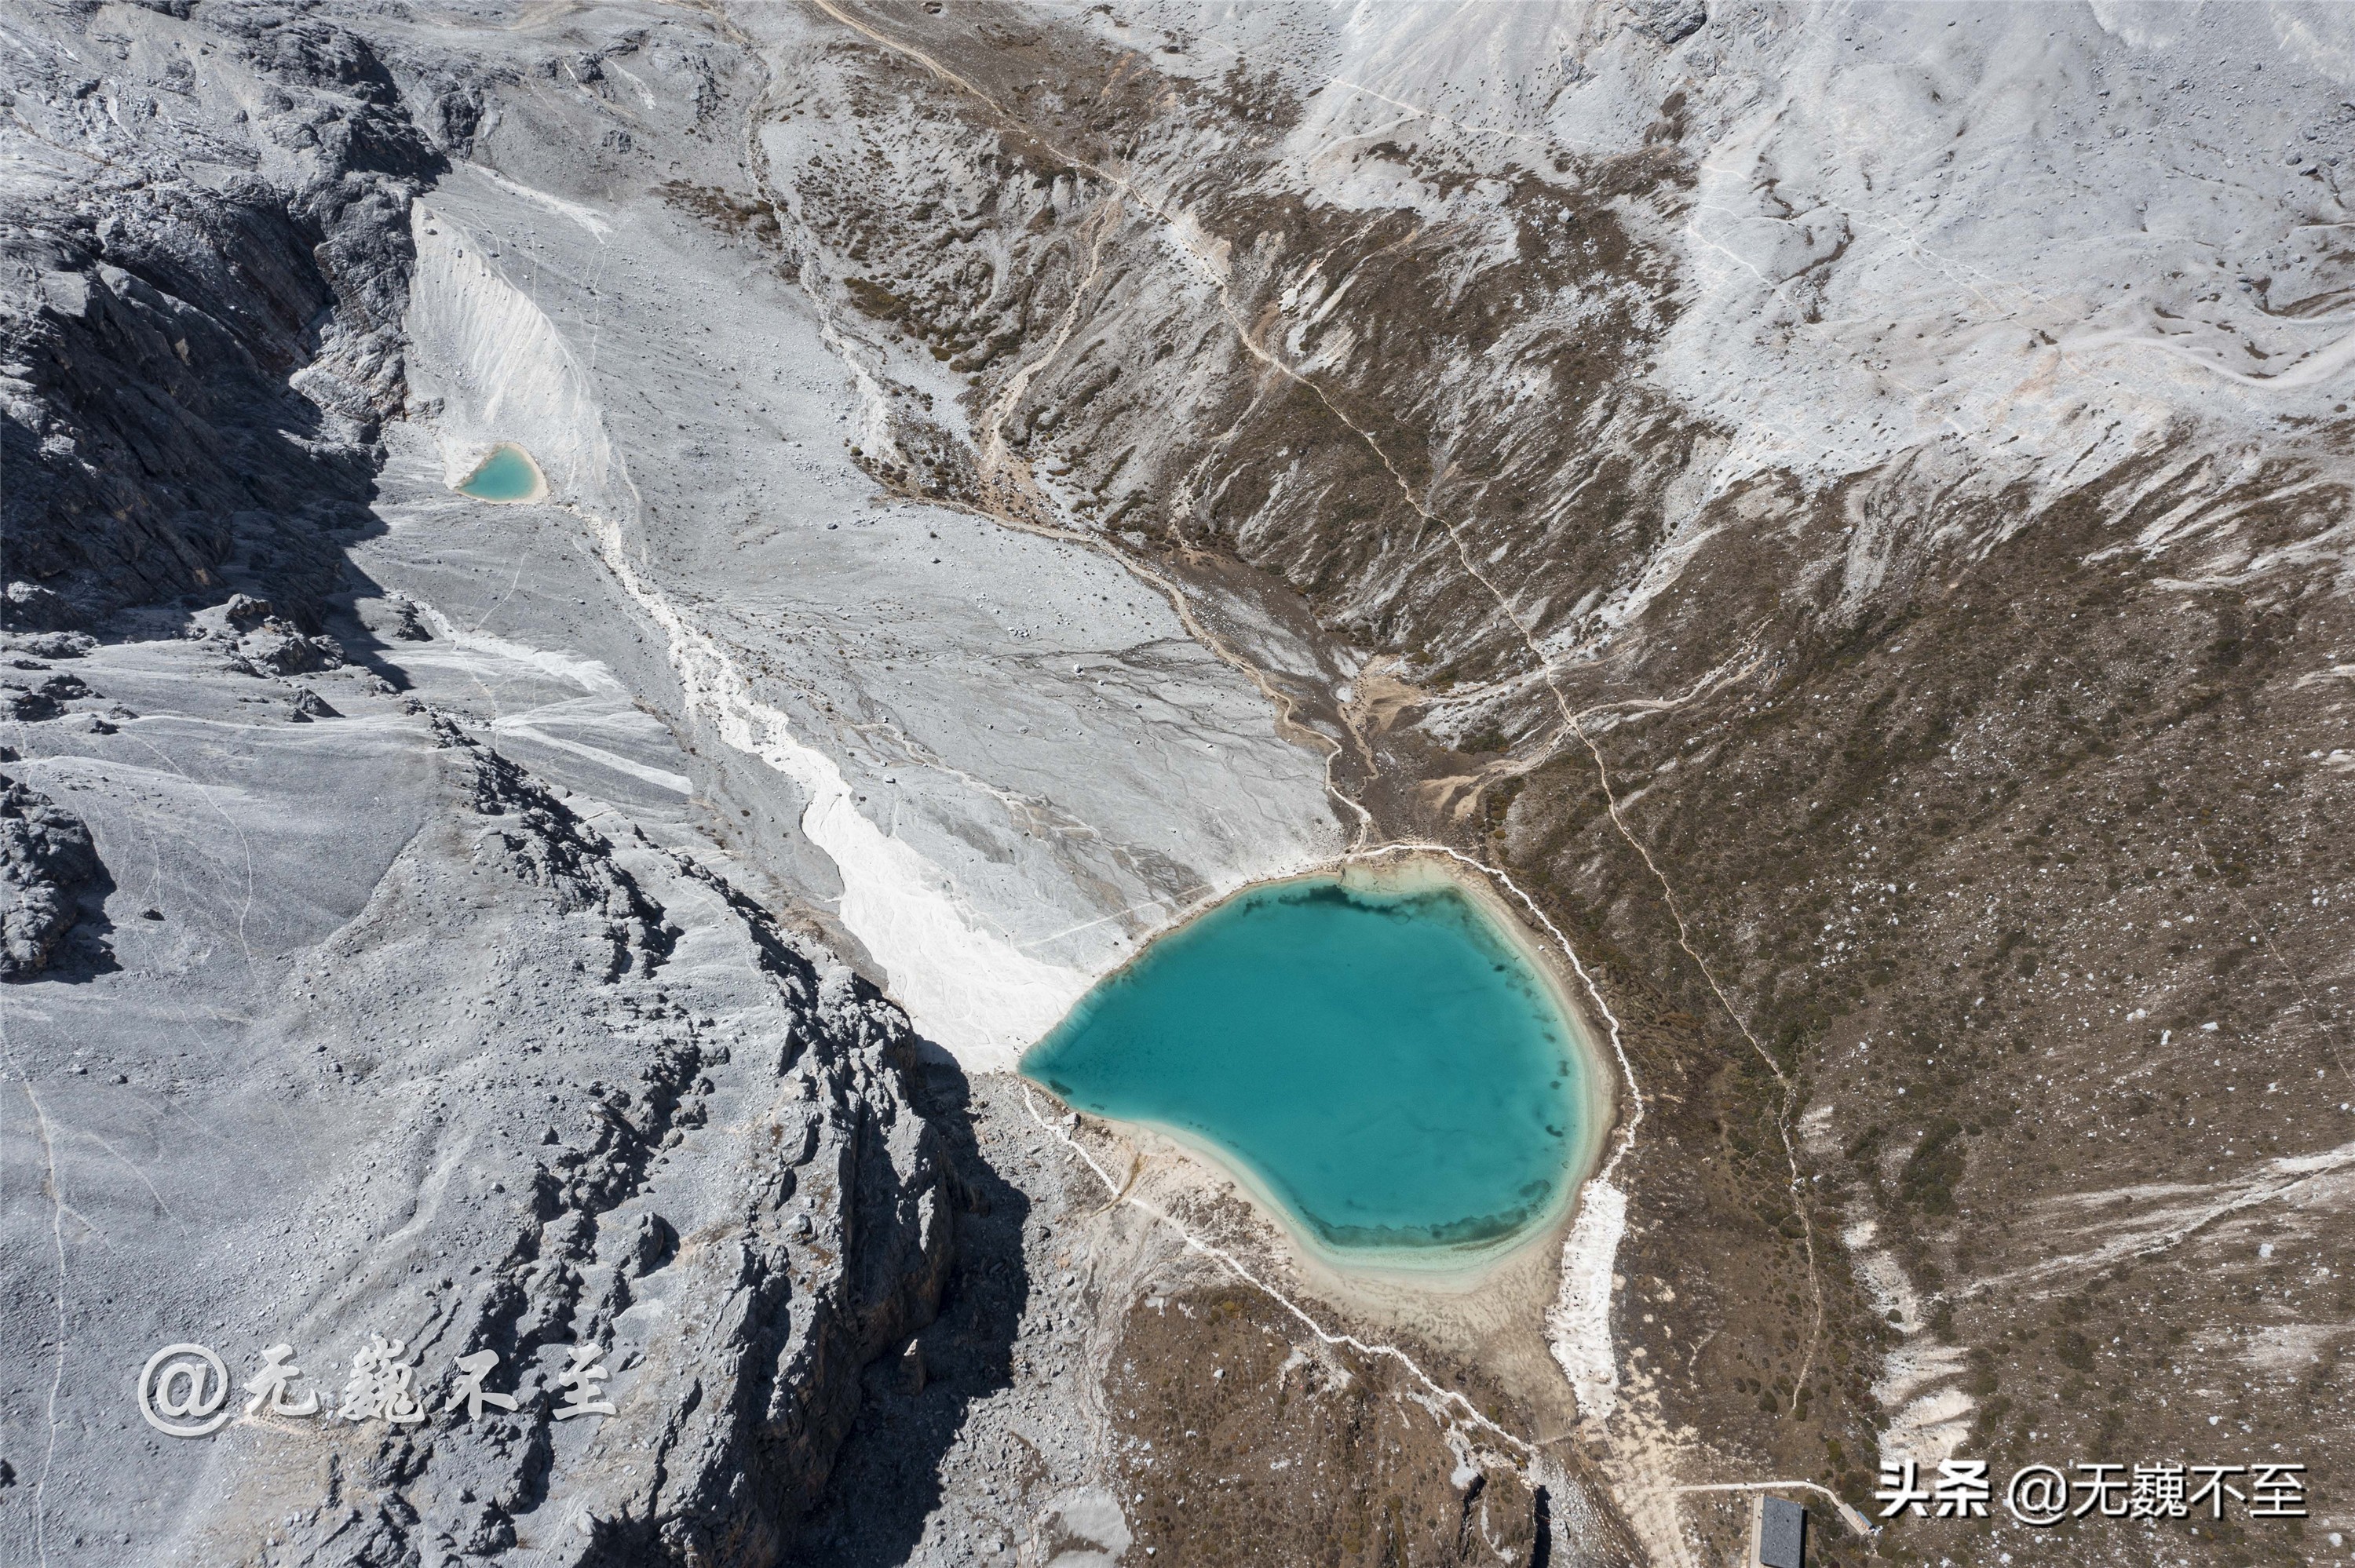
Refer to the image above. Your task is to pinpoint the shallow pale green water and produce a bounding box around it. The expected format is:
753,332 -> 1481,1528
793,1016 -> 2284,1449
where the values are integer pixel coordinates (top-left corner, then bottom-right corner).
457,443 -> 542,501
1020,872 -> 1593,1262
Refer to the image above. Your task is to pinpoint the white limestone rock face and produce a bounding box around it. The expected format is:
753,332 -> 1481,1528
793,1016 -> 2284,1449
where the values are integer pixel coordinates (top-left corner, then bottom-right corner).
386,122 -> 1343,1064
0,8 -> 958,1567
0,629 -> 961,1568
0,1 -> 1338,1563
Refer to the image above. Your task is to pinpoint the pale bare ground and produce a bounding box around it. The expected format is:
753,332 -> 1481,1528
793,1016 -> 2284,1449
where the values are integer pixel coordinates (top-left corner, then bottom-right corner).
1026,1083 -> 1585,1460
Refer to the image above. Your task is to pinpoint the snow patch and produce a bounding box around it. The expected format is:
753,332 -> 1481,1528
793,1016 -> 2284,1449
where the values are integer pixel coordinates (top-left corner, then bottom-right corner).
409,600 -> 624,696
402,197 -> 1088,1068
1546,1177 -> 1627,1423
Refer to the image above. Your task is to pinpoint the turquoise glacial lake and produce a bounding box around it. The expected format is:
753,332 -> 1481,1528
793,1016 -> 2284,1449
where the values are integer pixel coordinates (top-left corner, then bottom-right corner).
458,443 -> 544,501
1020,867 -> 1599,1266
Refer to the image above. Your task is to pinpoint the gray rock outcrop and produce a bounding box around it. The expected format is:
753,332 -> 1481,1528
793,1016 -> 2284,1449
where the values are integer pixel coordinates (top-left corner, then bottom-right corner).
258,720 -> 959,1568
0,6 -> 967,1563
0,1 -> 437,630
0,771 -> 100,975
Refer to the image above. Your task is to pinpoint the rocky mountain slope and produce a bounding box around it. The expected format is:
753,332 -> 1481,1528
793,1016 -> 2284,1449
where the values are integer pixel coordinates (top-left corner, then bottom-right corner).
746,4 -> 2355,1563
1,6 -> 960,1566
3,2 -> 2350,1566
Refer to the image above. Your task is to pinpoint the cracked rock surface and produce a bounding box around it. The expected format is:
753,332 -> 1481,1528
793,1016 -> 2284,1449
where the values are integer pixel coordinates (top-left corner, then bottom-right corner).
0,770 -> 102,976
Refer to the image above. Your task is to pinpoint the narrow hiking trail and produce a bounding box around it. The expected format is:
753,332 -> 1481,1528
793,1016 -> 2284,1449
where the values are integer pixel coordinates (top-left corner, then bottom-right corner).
785,0 -> 1831,1414
697,5 -> 1842,1557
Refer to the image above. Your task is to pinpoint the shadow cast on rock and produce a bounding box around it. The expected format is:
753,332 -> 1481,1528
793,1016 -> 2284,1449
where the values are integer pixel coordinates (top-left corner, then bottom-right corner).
782,1051 -> 1031,1567
49,866 -> 122,983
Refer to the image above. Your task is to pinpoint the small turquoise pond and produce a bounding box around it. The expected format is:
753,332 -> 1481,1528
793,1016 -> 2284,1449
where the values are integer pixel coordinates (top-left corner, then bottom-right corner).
457,443 -> 544,501
1020,869 -> 1598,1265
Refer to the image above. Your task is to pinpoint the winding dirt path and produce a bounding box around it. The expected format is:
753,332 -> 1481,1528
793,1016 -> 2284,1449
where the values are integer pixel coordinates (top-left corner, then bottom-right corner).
702,2 -> 1842,1555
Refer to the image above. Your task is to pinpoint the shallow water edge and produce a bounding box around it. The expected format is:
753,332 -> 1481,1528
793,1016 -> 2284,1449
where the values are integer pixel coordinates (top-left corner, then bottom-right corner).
456,441 -> 548,502
1019,852 -> 1619,1286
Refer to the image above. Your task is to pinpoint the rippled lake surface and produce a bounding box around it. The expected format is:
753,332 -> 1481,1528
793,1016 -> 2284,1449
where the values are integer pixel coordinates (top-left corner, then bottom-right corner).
1020,872 -> 1594,1263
